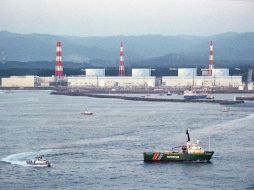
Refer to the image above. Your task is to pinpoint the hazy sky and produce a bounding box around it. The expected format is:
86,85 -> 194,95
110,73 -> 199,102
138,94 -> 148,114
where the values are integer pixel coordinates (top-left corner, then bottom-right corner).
0,0 -> 253,36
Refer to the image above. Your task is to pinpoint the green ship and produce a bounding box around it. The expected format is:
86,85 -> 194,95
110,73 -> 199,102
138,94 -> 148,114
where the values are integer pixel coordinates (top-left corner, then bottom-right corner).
144,129 -> 214,162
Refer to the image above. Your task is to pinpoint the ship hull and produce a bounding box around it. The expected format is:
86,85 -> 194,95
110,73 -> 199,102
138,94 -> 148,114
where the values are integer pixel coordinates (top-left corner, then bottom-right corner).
144,151 -> 214,162
184,95 -> 207,100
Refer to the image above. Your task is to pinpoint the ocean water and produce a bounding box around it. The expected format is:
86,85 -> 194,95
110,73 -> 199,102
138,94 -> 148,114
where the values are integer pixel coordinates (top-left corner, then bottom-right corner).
0,90 -> 253,190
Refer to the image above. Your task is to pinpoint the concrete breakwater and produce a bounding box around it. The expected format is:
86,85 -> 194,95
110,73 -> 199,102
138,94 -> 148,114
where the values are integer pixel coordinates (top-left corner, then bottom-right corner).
51,90 -> 244,105
236,96 -> 254,101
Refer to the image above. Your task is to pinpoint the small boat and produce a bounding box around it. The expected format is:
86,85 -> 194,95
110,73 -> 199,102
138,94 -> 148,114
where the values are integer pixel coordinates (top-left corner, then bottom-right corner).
82,111 -> 93,115
166,91 -> 172,96
183,89 -> 207,100
26,155 -> 51,167
144,129 -> 214,162
206,94 -> 214,99
222,107 -> 230,112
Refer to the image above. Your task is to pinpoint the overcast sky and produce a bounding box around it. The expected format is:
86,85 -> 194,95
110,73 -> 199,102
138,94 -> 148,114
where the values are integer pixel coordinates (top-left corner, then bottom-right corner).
0,0 -> 253,36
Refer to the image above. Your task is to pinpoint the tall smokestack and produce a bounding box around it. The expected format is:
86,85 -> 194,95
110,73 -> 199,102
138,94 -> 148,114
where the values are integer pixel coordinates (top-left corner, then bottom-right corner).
118,42 -> 125,76
55,41 -> 63,79
208,41 -> 214,75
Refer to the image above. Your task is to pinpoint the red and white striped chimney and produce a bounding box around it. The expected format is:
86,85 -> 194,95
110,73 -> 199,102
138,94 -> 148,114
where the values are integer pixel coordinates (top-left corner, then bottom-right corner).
55,41 -> 63,78
208,41 -> 214,75
118,41 -> 125,76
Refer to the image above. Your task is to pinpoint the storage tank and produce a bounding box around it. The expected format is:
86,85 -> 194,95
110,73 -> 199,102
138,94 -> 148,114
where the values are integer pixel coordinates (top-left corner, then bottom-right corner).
212,69 -> 229,77
132,68 -> 151,77
85,68 -> 105,76
178,68 -> 197,77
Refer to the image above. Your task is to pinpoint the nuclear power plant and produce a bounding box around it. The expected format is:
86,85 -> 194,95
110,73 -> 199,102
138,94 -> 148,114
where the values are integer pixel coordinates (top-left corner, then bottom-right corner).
162,41 -> 242,88
0,40 -> 253,91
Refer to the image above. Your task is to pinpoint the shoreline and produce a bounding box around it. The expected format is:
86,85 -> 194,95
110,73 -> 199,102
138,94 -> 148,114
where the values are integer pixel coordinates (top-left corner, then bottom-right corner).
50,90 -> 245,105
0,86 -> 254,94
1,87 -> 252,104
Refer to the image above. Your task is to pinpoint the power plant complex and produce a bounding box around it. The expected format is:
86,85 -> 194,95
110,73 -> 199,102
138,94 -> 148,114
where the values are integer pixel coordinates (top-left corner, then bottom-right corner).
1,41 -> 253,91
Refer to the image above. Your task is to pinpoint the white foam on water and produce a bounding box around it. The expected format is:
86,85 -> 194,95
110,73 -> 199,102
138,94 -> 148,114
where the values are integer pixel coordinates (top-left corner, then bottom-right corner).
1,152 -> 37,166
42,134 -> 138,150
1,149 -> 54,167
195,113 -> 254,136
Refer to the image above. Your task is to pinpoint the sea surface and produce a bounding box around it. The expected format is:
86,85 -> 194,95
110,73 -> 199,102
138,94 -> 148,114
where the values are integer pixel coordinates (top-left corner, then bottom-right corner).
0,90 -> 253,190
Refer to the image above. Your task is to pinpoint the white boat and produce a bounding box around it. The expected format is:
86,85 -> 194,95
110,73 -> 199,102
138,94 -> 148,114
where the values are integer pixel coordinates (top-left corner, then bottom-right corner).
82,111 -> 93,115
26,155 -> 51,167
166,91 -> 172,96
222,107 -> 230,112
206,94 -> 215,99
183,89 -> 207,100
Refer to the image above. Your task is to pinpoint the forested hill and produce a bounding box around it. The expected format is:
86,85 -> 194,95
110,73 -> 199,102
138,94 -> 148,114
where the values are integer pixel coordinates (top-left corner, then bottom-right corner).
0,31 -> 254,68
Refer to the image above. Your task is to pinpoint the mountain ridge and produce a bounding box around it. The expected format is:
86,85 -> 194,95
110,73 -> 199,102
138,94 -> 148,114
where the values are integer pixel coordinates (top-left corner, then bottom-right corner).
0,31 -> 253,68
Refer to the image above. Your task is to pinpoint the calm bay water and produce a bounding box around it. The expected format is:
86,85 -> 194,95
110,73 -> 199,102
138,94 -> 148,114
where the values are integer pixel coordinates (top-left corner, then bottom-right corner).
0,90 -> 253,189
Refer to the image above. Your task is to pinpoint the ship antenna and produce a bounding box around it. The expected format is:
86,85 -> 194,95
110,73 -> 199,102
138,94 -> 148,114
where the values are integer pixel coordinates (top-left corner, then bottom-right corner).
209,136 -> 211,151
186,128 -> 190,142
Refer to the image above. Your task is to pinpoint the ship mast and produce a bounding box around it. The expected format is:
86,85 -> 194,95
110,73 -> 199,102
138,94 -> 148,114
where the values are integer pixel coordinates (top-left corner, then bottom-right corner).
209,136 -> 211,151
186,129 -> 190,142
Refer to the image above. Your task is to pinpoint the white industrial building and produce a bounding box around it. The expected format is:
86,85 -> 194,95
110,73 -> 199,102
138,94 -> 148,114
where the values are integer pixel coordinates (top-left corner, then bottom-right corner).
68,76 -> 156,88
1,76 -> 39,87
247,83 -> 254,91
37,76 -> 55,87
132,68 -> 152,77
85,68 -> 105,77
162,76 -> 242,87
212,68 -> 229,77
67,68 -> 156,88
0,68 -> 244,89
178,68 -> 197,77
1,75 -> 64,87
202,68 -> 229,77
162,68 -> 242,88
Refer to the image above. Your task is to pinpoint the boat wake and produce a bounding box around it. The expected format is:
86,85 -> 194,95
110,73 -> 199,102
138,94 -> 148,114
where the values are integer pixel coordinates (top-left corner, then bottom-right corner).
195,113 -> 254,136
42,134 -> 138,150
1,149 -> 53,167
